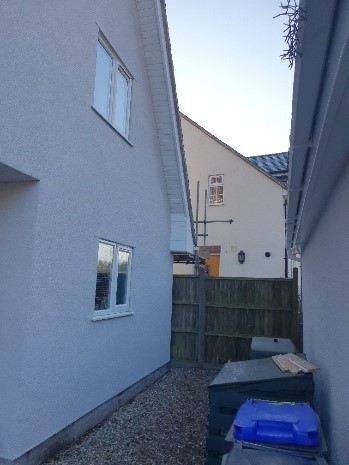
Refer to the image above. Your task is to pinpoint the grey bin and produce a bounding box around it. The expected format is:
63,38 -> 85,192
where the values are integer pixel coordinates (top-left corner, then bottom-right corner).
250,337 -> 297,359
206,358 -> 314,465
224,422 -> 328,459
222,445 -> 328,465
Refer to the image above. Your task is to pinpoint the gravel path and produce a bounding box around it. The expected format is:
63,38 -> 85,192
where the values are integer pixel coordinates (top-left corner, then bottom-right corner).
45,368 -> 218,465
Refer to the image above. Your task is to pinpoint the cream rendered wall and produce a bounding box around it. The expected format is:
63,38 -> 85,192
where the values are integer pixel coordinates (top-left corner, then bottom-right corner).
0,1 -> 174,460
177,117 -> 285,278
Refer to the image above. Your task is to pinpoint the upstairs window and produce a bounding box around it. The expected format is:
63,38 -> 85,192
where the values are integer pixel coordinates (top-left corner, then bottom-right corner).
94,240 -> 133,319
208,175 -> 224,205
93,36 -> 132,137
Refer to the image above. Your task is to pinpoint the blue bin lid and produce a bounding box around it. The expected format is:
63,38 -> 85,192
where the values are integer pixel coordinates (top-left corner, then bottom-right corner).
234,399 -> 320,446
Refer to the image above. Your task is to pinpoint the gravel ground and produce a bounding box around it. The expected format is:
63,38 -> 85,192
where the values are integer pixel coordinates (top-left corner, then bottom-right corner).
44,368 -> 218,465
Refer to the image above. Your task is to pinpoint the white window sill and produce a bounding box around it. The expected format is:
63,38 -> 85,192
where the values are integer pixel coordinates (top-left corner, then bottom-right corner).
92,310 -> 134,322
91,106 -> 134,147
208,203 -> 225,206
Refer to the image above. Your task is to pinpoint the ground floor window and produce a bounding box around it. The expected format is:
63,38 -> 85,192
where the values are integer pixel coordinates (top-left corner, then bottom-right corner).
94,239 -> 133,319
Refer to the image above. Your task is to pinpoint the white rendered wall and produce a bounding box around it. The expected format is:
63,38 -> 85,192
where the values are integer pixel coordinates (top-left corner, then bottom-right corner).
301,159 -> 349,465
177,117 -> 285,278
0,1 -> 173,459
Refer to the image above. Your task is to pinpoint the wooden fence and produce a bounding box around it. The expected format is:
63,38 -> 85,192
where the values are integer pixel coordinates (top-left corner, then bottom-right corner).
171,269 -> 300,366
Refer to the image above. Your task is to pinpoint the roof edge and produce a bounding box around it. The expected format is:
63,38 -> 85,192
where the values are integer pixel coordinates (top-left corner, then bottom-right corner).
180,113 -> 285,188
159,1 -> 195,243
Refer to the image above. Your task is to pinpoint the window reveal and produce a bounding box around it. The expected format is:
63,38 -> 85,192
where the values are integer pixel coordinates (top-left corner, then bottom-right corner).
94,240 -> 133,319
93,37 -> 132,137
208,174 -> 224,205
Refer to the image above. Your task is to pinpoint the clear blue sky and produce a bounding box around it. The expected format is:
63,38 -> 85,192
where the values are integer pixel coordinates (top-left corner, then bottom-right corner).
165,0 -> 294,157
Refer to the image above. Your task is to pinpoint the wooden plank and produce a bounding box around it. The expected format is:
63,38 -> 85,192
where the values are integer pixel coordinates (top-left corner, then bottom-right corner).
197,267 -> 206,366
284,353 -> 318,372
271,354 -> 318,374
170,332 -> 197,361
291,267 -> 300,350
272,355 -> 300,374
271,355 -> 289,372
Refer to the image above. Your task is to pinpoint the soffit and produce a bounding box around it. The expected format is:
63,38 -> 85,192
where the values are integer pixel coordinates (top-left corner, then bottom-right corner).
287,0 -> 349,250
135,0 -> 190,216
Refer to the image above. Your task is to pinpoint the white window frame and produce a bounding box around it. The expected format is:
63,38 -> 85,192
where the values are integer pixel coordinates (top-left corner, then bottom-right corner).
93,34 -> 132,139
208,174 -> 224,205
93,239 -> 133,321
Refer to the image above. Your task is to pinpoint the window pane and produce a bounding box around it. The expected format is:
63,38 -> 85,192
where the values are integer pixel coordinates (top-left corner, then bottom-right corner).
95,242 -> 114,310
94,42 -> 112,119
114,68 -> 129,133
116,248 -> 130,305
209,187 -> 216,204
209,186 -> 223,204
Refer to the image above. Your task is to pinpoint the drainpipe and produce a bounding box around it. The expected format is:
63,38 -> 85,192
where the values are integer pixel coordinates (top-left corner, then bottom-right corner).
284,197 -> 288,278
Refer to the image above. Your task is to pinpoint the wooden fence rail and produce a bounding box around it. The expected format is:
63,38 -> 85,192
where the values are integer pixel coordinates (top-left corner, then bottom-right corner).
171,269 -> 300,365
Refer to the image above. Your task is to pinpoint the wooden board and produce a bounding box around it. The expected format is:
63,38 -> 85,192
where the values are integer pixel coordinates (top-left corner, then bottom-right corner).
272,353 -> 318,374
272,355 -> 300,374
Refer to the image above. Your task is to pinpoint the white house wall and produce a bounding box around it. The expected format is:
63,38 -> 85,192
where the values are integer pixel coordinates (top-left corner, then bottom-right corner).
301,158 -> 349,465
176,117 -> 285,278
0,1 -> 174,459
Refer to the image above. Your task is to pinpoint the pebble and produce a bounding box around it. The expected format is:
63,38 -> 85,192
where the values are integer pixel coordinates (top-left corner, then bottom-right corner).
44,368 -> 218,465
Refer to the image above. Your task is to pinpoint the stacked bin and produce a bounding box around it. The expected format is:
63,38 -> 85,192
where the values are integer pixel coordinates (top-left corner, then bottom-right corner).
206,358 -> 314,465
221,399 -> 328,465
222,444 -> 329,465
224,399 -> 328,458
224,422 -> 328,462
250,337 -> 297,359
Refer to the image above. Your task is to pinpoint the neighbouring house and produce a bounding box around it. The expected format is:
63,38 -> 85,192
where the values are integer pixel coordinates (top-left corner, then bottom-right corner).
0,1 -> 193,463
249,151 -> 302,281
174,114 -> 287,278
249,152 -> 289,186
286,1 -> 349,464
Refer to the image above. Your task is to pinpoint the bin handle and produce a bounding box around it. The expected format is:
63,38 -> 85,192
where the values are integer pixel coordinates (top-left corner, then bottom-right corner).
254,420 -> 295,440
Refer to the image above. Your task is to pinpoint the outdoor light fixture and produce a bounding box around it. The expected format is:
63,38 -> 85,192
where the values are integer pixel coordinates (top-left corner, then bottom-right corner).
238,250 -> 245,264
265,252 -> 271,258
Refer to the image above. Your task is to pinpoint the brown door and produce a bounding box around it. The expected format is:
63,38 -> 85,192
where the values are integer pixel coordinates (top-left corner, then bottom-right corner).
206,254 -> 220,277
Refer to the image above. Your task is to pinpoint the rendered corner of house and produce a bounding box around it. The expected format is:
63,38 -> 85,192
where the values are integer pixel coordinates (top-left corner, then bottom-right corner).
0,1 -> 192,462
287,1 -> 349,464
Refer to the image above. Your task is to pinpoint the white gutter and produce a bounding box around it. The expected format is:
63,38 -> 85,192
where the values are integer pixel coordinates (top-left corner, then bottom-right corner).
286,0 -> 338,251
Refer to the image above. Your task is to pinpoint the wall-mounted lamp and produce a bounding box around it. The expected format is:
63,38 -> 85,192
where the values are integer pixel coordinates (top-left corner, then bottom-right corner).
238,250 -> 245,264
265,252 -> 271,258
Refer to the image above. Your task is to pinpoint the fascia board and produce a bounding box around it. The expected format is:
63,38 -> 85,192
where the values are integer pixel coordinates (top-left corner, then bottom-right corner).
286,0 -> 338,250
297,33 -> 349,247
136,0 -> 195,248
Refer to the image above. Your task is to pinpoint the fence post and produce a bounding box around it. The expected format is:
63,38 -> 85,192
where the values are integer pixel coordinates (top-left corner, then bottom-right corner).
291,267 -> 300,350
197,267 -> 206,367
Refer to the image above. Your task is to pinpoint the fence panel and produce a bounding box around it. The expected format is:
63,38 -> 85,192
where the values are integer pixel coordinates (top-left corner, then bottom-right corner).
171,272 -> 298,365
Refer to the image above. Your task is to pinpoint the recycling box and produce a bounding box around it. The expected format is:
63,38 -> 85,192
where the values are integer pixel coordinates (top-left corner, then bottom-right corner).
222,444 -> 328,465
233,399 -> 320,446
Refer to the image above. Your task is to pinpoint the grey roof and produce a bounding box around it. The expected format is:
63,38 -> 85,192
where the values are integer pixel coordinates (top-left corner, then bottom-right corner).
249,152 -> 289,174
